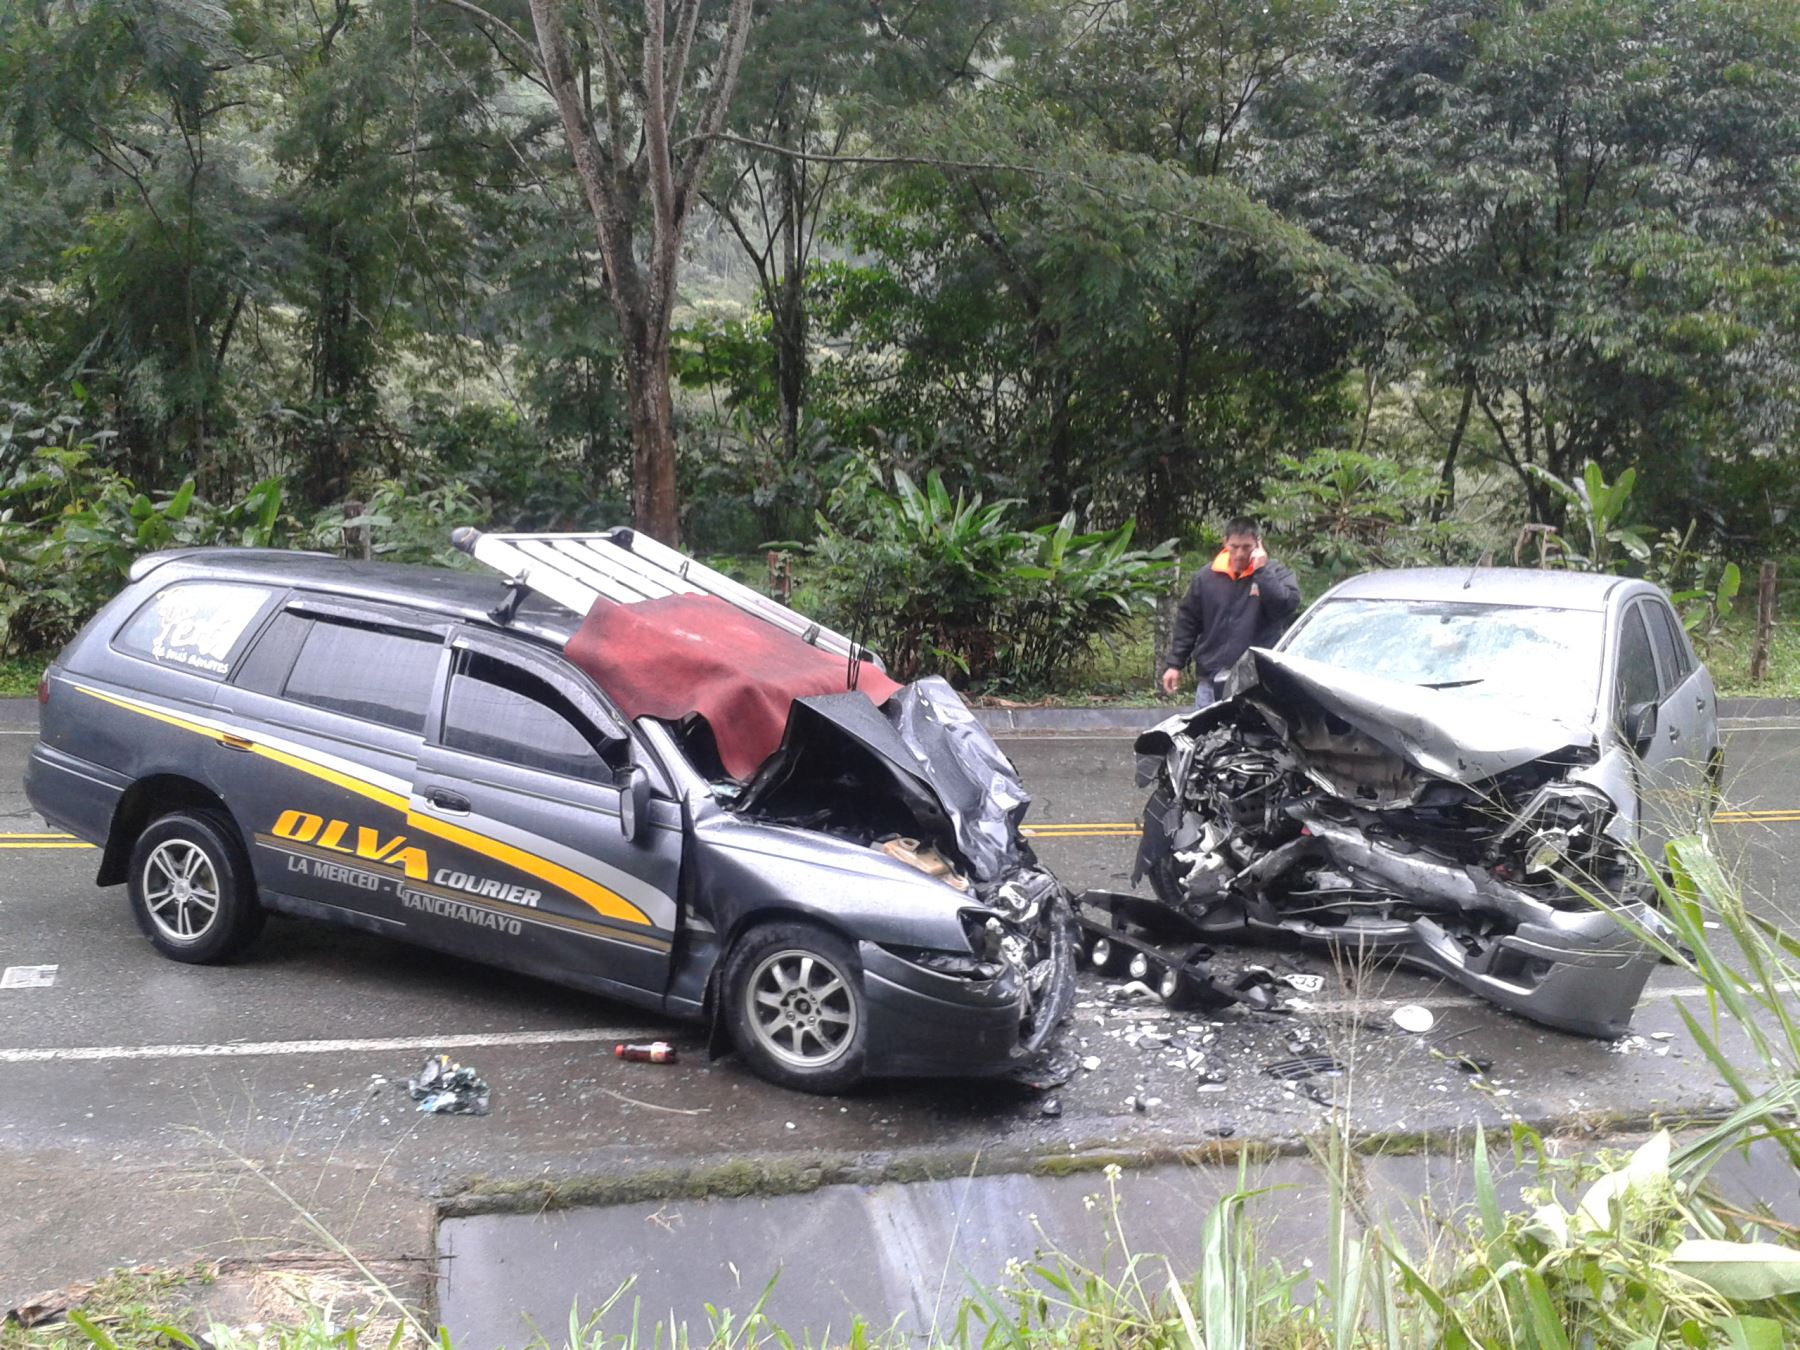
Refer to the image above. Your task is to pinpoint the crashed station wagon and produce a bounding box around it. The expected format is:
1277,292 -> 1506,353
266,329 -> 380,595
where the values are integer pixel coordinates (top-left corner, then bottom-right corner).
1112,567 -> 1718,1038
25,529 -> 1075,1092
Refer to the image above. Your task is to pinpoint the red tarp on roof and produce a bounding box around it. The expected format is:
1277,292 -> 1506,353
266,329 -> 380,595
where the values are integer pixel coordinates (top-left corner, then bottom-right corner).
563,593 -> 902,780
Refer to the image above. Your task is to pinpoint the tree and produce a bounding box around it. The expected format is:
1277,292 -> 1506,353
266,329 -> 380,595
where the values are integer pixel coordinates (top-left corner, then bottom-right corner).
448,0 -> 758,542
1273,0 -> 1800,539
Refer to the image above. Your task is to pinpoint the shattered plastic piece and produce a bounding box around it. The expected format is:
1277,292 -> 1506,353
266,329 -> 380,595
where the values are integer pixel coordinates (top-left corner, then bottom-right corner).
1110,980 -> 1163,1005
1040,1096 -> 1063,1118
407,1055 -> 491,1115
1010,1040 -> 1080,1091
1392,1004 -> 1436,1034
1263,1054 -> 1345,1081
1283,973 -> 1325,995
1080,1056 -> 1102,1072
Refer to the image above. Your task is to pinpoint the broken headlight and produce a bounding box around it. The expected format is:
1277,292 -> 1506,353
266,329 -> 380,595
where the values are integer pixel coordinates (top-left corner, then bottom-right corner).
884,946 -> 1007,980
1494,783 -> 1621,887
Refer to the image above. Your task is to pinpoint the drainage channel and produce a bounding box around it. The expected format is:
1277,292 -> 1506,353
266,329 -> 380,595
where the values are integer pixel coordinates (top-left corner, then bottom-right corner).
435,1134 -> 1797,1346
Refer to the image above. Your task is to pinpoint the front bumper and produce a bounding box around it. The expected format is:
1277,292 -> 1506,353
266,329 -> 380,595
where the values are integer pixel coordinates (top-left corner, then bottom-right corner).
857,902 -> 1077,1078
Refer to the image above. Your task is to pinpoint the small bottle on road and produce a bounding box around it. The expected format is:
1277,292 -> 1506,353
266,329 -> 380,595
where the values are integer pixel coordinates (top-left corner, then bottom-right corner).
615,1041 -> 678,1063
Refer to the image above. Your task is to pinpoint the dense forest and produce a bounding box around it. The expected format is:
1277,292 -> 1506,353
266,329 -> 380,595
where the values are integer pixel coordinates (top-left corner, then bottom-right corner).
2,0 -> 1796,674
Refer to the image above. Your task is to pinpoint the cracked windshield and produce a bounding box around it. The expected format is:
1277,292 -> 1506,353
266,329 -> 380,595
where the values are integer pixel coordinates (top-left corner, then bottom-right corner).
1284,599 -> 1602,723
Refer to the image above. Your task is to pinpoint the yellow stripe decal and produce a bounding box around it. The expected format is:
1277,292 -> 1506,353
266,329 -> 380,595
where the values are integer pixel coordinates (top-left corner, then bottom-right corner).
73,683 -> 651,928
0,832 -> 76,839
0,841 -> 95,849
403,809 -> 649,927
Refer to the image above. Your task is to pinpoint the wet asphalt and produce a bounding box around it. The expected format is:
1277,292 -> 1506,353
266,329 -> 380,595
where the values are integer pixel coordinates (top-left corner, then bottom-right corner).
3,716 -> 1800,1307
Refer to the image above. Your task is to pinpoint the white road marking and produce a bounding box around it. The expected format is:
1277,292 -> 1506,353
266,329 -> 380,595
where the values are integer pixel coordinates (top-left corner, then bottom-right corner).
0,1026 -> 666,1064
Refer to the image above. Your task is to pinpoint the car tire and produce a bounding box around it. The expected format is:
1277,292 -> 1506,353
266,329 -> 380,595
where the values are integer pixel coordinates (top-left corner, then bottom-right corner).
127,809 -> 265,964
723,922 -> 868,1094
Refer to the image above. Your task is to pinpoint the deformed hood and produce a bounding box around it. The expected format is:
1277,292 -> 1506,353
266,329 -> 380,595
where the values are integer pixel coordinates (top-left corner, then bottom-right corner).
1168,649 -> 1592,787
733,677 -> 1031,884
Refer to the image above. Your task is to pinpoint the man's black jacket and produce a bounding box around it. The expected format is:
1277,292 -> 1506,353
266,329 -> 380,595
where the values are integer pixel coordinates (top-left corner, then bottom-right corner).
1162,554 -> 1302,678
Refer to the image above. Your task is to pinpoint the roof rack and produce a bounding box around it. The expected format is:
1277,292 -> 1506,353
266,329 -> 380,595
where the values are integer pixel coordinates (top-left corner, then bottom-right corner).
450,527 -> 866,662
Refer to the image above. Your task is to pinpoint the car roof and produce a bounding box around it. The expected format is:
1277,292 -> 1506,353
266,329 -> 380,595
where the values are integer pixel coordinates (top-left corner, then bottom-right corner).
135,548 -> 581,641
1321,567 -> 1646,612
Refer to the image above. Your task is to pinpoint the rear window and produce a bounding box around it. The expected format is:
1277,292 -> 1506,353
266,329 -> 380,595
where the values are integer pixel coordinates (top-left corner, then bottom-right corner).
283,620 -> 443,733
113,582 -> 277,679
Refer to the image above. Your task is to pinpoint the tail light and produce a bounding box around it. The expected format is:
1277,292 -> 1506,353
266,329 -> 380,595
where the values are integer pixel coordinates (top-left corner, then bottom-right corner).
37,675 -> 49,705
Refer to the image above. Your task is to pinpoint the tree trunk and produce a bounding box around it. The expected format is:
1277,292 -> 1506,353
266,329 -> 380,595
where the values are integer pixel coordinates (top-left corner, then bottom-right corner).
623,332 -> 679,543
1432,380 -> 1475,524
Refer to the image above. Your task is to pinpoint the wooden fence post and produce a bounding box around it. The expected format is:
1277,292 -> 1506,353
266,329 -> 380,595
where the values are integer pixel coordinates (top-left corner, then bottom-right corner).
1750,561 -> 1778,683
343,499 -> 371,560
1153,561 -> 1183,685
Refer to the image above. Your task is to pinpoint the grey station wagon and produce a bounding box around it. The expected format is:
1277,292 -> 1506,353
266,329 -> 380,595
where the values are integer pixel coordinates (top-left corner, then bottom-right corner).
25,531 -> 1076,1093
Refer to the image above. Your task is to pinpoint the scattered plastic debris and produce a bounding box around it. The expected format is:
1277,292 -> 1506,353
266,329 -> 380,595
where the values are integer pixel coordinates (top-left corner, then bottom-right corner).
1392,1004 -> 1436,1033
1080,1055 -> 1102,1072
1283,973 -> 1325,995
408,1055 -> 490,1115
1040,1096 -> 1063,1118
0,965 -> 58,990
616,1041 -> 678,1063
1264,1054 -> 1345,1081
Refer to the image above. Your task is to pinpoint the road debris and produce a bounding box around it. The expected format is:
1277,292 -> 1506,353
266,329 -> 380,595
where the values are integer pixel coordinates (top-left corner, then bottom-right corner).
1392,1004 -> 1436,1034
1040,1096 -> 1063,1118
1264,1054 -> 1345,1081
616,1041 -> 678,1063
407,1055 -> 491,1115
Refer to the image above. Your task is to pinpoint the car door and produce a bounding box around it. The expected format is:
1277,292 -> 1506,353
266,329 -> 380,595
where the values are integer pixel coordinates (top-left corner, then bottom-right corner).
1641,594 -> 1714,827
1612,599 -> 1688,857
409,630 -> 684,1000
215,601 -> 449,930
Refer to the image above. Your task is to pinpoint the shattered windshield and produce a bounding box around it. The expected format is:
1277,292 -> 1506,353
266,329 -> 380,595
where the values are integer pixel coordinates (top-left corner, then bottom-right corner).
1282,599 -> 1602,724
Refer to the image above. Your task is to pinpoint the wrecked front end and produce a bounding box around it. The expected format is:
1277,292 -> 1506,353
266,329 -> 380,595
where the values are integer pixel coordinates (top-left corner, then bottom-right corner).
712,676 -> 1079,1077
1132,651 -> 1663,1038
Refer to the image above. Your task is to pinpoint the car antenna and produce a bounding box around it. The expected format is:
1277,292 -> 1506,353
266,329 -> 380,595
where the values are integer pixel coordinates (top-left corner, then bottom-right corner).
846,573 -> 877,692
1462,549 -> 1495,590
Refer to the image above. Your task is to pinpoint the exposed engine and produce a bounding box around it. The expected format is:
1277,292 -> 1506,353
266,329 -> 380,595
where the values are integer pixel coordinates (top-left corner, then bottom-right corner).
1126,652 -> 1667,1038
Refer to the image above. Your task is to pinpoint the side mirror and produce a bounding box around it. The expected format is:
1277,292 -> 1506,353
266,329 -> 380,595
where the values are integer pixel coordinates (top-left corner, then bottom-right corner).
1623,700 -> 1658,753
618,764 -> 652,843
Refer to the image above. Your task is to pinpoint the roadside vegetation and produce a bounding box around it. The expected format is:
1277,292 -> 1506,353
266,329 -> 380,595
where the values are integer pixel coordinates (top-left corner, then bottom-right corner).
3,0 -> 1797,697
11,834 -> 1800,1349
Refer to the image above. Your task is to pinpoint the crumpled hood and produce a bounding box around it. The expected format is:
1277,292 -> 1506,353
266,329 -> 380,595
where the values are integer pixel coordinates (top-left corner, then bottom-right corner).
733,676 -> 1032,884
1150,649 -> 1592,788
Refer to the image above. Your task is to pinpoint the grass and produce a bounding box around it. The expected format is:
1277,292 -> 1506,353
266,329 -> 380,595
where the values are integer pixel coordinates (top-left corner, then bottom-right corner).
0,653 -> 45,698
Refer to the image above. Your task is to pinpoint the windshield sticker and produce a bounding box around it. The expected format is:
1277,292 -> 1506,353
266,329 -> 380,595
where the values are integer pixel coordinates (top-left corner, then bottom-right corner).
126,584 -> 271,676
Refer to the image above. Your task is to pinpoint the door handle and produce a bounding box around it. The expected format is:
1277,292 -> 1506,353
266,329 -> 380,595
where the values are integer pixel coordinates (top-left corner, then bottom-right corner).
426,788 -> 471,815
1667,726 -> 1679,743
1695,696 -> 1707,711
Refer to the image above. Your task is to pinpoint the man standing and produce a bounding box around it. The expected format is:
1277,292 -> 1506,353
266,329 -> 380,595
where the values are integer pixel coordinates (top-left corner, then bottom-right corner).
1159,517 -> 1301,707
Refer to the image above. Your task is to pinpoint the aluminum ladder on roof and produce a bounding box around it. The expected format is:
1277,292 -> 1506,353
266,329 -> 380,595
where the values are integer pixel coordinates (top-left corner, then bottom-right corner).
450,527 -> 870,663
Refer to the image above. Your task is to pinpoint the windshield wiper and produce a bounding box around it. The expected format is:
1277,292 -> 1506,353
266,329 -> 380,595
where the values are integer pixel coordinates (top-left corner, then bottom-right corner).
1420,678 -> 1485,689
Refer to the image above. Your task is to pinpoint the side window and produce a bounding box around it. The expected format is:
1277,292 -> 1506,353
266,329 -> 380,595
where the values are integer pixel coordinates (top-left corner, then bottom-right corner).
1639,601 -> 1680,698
233,611 -> 312,696
442,652 -> 623,781
1646,600 -> 1695,683
1614,606 -> 1661,722
283,620 -> 442,733
113,582 -> 276,679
